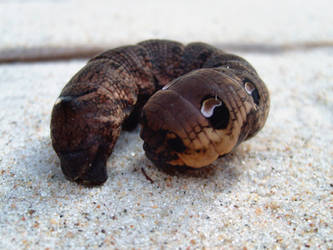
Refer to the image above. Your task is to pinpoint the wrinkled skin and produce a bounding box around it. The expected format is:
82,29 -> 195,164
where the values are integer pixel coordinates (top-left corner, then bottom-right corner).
51,39 -> 270,186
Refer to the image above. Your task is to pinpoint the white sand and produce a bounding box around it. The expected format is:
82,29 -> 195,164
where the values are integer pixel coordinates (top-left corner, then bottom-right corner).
0,50 -> 332,249
0,0 -> 332,249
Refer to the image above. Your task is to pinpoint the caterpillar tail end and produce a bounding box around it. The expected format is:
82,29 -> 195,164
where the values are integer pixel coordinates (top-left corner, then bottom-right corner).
50,95 -> 115,186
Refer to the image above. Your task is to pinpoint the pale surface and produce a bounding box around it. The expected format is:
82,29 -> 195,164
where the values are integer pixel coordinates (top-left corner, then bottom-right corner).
1,0 -> 332,49
0,0 -> 332,249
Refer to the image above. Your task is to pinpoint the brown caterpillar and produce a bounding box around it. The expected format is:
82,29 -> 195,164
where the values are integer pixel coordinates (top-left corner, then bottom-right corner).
51,39 -> 270,185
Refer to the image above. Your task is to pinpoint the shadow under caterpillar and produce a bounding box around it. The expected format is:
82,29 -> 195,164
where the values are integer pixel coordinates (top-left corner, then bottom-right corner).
50,39 -> 270,186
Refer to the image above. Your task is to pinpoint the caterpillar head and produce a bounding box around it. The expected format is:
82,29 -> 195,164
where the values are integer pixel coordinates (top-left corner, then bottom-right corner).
140,68 -> 269,170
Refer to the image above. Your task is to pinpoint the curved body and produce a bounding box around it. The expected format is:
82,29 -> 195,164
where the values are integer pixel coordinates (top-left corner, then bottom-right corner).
51,40 -> 270,185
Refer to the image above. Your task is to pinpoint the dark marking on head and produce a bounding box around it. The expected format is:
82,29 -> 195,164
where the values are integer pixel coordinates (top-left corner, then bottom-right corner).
201,96 -> 230,129
243,78 -> 260,105
209,101 -> 230,129
167,136 -> 186,153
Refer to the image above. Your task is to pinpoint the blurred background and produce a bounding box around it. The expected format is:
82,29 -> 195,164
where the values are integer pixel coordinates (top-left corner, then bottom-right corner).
1,0 -> 332,62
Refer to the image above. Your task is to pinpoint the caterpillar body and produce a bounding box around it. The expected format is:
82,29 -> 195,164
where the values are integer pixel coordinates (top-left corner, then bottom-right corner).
51,40 -> 270,185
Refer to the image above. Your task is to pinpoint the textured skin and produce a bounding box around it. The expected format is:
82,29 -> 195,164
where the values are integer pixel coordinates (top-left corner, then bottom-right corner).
50,39 -> 270,185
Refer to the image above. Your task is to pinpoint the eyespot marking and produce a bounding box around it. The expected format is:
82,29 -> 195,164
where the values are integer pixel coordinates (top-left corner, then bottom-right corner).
244,82 -> 255,95
244,81 -> 260,105
201,97 -> 222,118
201,97 -> 230,129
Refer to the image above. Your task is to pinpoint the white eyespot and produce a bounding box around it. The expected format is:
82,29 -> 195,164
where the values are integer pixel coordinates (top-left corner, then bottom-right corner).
200,98 -> 222,118
244,82 -> 255,95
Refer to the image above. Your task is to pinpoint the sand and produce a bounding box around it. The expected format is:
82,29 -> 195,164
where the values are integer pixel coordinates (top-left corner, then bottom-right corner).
0,0 -> 332,249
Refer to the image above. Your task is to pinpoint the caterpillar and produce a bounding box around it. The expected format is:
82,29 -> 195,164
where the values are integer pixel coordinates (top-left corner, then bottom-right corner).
50,39 -> 270,186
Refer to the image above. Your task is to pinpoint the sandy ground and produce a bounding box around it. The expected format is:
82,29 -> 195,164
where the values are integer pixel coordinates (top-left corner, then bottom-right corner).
0,0 -> 332,249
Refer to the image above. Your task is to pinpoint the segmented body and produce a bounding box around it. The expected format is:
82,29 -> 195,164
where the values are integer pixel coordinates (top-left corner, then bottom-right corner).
51,39 -> 270,185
